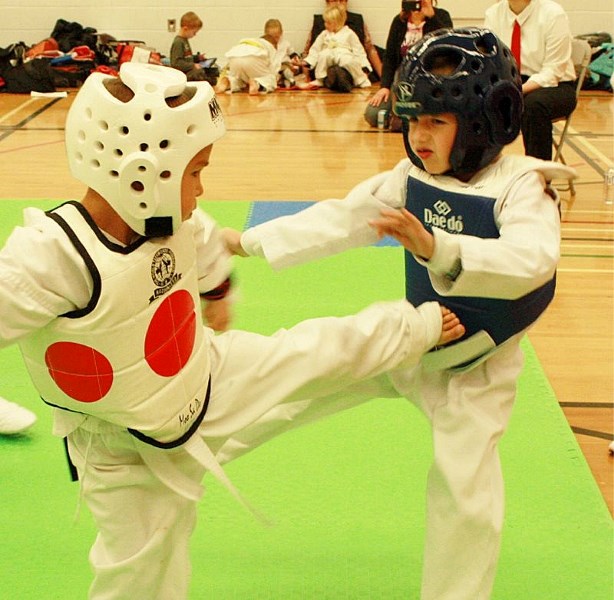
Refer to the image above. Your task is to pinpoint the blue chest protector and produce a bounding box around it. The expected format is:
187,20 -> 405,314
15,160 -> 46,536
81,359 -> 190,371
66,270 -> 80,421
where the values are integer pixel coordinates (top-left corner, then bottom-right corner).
405,177 -> 556,346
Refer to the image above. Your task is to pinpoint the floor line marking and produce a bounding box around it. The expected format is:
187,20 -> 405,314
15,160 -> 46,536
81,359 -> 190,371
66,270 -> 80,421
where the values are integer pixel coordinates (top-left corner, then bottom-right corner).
0,98 -> 38,125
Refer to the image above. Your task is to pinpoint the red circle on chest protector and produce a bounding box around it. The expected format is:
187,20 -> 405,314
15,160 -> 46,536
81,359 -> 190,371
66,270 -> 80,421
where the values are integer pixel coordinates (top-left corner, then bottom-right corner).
145,289 -> 196,377
45,342 -> 114,403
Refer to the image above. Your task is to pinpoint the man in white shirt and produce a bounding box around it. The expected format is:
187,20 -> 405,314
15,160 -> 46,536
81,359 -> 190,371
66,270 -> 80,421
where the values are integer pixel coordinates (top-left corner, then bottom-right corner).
485,0 -> 577,159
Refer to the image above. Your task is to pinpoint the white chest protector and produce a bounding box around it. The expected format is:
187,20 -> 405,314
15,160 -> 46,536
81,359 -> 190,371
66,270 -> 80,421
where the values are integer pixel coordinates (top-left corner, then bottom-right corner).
19,201 -> 211,447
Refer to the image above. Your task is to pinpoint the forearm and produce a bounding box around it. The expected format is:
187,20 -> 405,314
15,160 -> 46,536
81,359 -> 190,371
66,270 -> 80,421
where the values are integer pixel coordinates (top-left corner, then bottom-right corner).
241,167 -> 407,269
423,174 -> 560,299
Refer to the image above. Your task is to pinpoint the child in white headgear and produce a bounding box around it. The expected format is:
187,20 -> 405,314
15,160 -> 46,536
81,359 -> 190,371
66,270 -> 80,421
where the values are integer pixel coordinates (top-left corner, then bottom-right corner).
0,63 -> 464,598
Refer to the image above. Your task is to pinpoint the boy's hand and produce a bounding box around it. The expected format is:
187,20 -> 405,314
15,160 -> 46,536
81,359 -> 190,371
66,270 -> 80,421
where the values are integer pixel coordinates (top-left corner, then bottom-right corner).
221,228 -> 248,257
203,298 -> 232,332
369,208 -> 434,260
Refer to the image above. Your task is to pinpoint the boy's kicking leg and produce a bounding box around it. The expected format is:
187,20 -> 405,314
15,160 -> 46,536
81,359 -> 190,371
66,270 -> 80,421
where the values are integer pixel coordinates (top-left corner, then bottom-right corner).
203,301 -> 463,462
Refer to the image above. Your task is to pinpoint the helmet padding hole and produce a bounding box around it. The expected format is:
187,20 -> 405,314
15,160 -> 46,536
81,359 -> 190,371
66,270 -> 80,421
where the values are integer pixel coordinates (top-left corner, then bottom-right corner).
423,49 -> 462,76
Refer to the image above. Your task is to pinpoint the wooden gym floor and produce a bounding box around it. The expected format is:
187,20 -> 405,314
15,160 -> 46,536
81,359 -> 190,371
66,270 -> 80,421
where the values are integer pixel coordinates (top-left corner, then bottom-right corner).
0,84 -> 612,515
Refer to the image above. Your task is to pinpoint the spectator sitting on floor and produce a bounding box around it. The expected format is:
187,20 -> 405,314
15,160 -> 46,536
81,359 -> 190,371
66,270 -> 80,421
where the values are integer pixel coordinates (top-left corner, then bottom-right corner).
299,4 -> 371,92
215,19 -> 285,95
170,11 -> 215,84
365,0 -> 453,130
303,0 -> 383,80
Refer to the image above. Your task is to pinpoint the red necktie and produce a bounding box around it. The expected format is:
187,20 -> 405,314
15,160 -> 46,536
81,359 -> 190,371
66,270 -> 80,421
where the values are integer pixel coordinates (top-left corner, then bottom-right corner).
511,20 -> 521,73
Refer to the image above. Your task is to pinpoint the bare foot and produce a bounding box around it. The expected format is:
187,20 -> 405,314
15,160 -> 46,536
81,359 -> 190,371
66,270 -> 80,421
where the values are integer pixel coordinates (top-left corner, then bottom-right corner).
437,307 -> 465,346
214,77 -> 230,94
248,79 -> 260,95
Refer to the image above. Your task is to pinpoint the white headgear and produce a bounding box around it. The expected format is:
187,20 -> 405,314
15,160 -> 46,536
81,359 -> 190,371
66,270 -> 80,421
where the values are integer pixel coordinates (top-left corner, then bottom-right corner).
65,63 -> 226,236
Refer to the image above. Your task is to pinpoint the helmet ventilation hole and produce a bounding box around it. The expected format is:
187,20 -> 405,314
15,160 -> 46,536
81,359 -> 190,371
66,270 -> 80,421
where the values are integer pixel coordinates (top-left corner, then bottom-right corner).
131,181 -> 145,192
140,143 -> 149,152
160,170 -> 171,180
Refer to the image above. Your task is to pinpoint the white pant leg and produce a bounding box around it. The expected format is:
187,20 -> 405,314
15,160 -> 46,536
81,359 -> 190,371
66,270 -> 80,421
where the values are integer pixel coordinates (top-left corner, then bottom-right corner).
313,50 -> 334,80
68,429 -> 205,600
213,374 -> 399,463
407,339 -> 523,600
228,56 -> 273,90
335,54 -> 369,86
201,300 -> 440,442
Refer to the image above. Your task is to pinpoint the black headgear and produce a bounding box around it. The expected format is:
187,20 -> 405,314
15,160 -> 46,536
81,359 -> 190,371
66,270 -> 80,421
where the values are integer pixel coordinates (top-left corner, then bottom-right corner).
393,28 -> 523,175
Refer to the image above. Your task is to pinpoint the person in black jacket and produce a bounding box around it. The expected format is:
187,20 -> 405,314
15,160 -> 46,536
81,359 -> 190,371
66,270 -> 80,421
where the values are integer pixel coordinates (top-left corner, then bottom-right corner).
303,0 -> 383,79
365,0 -> 452,128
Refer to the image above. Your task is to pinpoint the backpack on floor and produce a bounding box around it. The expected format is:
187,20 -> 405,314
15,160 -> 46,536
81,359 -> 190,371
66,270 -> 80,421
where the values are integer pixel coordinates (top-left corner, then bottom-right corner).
0,59 -> 56,93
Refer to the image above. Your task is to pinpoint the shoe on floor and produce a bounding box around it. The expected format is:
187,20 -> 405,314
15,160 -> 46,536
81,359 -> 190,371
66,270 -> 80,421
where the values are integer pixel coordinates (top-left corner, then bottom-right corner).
0,397 -> 37,434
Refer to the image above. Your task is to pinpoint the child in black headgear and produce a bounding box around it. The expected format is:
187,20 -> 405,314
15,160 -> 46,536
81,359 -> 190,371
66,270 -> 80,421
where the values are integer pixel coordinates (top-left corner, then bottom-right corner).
225,27 -> 576,600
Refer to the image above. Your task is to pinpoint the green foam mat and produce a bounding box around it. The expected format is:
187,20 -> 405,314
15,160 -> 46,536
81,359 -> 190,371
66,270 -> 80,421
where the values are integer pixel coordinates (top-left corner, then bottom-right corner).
0,200 -> 611,599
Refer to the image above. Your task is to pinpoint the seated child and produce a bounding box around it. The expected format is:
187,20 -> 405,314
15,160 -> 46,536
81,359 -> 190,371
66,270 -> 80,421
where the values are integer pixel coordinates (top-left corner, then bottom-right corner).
169,11 -> 215,83
300,4 -> 371,91
215,19 -> 284,95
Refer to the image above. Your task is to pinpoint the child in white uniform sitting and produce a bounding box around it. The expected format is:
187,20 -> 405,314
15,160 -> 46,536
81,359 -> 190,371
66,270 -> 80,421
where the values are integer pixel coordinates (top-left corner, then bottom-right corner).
224,28 -> 575,600
0,62 -> 465,599
300,4 -> 371,91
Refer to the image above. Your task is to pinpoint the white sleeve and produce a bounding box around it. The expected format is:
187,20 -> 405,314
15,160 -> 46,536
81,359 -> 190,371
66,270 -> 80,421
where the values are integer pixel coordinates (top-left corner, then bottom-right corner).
192,209 -> 234,294
0,209 -> 92,346
240,160 -> 409,270
305,31 -> 326,66
423,171 -> 560,299
527,12 -> 573,88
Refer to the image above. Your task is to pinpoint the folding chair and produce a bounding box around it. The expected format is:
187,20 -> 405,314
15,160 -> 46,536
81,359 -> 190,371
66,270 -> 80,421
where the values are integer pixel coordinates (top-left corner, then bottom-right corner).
552,38 -> 593,196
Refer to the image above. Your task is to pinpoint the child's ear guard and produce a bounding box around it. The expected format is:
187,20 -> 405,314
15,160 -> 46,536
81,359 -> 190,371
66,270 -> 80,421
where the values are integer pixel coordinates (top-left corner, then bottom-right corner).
483,81 -> 523,145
